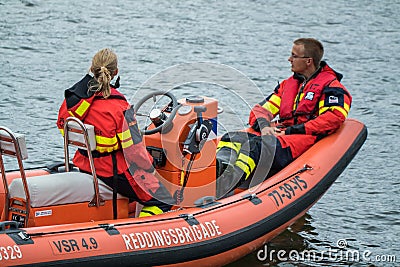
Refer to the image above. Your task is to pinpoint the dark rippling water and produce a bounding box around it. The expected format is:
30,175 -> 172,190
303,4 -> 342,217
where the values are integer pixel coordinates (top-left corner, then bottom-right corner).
1,0 -> 399,266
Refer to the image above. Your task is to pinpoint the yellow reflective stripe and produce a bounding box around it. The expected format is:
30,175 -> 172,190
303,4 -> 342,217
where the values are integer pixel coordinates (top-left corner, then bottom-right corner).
319,99 -> 351,110
262,95 -> 281,115
180,170 -> 185,186
121,139 -> 133,149
293,93 -> 305,110
117,129 -> 134,149
217,141 -> 241,154
68,111 -> 74,116
117,129 -> 132,142
319,106 -> 349,118
139,206 -> 163,217
319,101 -> 350,117
94,135 -> 119,153
237,153 -> 256,172
139,212 -> 152,217
96,145 -> 118,153
235,153 -> 256,180
235,161 -> 251,180
269,94 -> 281,106
264,101 -> 280,115
319,106 -> 329,115
96,135 -> 118,146
331,106 -> 348,118
75,100 -> 90,117
344,102 -> 350,113
59,129 -> 64,136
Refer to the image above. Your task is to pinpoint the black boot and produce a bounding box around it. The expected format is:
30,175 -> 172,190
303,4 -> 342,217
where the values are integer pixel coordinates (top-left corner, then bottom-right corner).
216,147 -> 238,177
216,165 -> 246,199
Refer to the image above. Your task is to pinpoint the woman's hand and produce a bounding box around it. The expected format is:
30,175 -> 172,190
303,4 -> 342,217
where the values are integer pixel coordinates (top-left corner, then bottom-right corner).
261,126 -> 285,136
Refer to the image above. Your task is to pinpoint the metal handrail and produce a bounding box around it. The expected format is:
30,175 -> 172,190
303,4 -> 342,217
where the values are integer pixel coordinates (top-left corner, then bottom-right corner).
0,127 -> 30,224
63,117 -> 104,207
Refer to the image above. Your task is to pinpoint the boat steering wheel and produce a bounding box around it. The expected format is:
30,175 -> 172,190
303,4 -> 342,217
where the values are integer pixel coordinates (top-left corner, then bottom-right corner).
134,91 -> 180,135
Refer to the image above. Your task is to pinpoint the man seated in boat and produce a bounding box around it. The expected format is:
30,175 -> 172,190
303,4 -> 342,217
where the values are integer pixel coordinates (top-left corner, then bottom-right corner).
57,48 -> 174,217
216,38 -> 352,197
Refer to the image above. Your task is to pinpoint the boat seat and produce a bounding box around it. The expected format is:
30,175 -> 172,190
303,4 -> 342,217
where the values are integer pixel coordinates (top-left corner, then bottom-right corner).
7,172 -> 129,227
9,172 -> 128,208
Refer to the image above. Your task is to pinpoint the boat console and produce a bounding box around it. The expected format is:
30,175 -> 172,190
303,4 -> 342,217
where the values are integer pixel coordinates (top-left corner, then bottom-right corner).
136,92 -> 219,206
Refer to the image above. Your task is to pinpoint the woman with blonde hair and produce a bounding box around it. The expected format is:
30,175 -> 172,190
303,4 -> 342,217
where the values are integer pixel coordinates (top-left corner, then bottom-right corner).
57,48 -> 173,217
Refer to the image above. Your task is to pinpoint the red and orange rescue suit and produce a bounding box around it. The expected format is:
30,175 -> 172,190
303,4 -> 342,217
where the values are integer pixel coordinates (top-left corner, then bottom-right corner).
57,75 -> 173,216
217,62 -> 352,188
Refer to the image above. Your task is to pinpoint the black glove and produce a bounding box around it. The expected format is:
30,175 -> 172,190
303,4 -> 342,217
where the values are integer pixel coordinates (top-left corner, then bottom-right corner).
285,124 -> 305,135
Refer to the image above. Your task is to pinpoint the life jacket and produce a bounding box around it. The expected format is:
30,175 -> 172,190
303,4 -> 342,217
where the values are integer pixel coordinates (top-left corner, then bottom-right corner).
57,75 -> 157,201
279,64 -> 339,126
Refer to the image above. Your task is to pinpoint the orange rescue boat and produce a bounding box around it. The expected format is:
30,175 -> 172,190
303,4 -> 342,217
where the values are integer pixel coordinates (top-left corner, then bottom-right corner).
0,93 -> 367,267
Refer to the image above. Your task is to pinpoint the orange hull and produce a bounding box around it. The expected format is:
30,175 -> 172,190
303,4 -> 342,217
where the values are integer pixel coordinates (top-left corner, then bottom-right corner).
0,119 -> 367,267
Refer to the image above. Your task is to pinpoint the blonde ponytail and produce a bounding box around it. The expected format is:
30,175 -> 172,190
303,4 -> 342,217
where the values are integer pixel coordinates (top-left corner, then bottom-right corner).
89,48 -> 118,98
